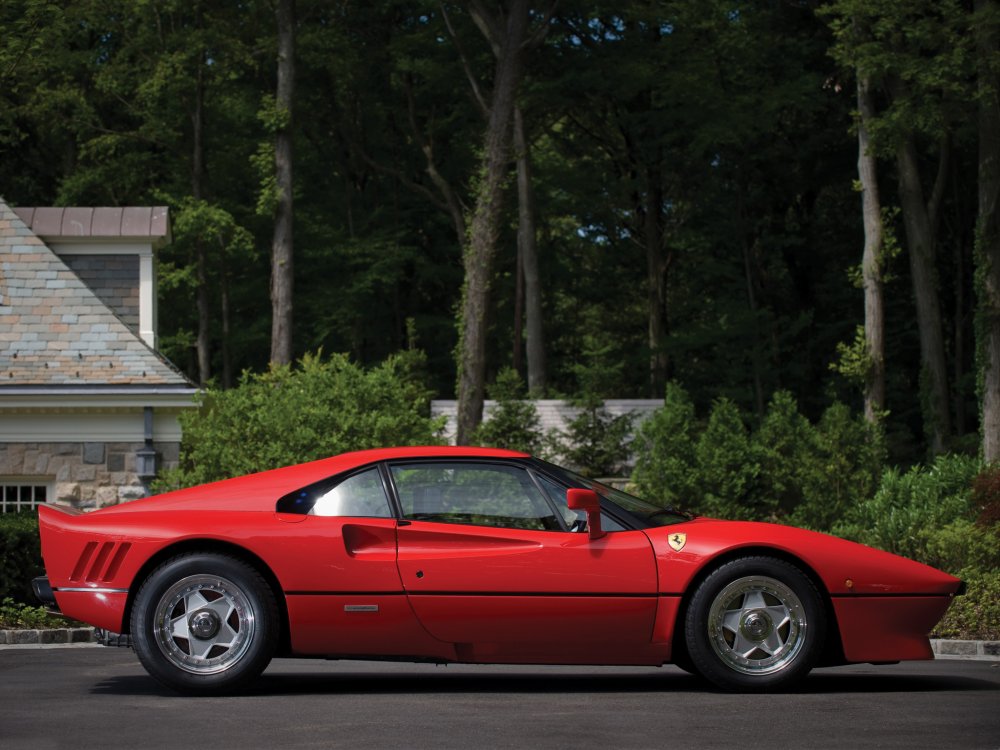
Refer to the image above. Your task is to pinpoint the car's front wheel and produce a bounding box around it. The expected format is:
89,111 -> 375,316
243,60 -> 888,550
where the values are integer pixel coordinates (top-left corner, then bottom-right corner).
684,556 -> 825,691
131,553 -> 278,695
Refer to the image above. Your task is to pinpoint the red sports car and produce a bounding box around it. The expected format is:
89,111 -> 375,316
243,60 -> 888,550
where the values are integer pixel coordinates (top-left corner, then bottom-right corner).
34,446 -> 963,694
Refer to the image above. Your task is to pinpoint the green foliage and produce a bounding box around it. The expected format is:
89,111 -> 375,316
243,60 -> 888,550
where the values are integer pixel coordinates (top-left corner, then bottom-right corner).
0,512 -> 43,604
831,326 -> 872,388
632,383 -> 700,508
632,384 -> 883,527
153,351 -> 445,491
972,464 -> 1000,527
932,568 -> 1000,641
473,368 -> 545,454
553,403 -> 635,478
834,455 -> 998,574
694,398 -> 767,520
0,597 -> 71,629
0,0 -> 987,464
791,403 -> 886,530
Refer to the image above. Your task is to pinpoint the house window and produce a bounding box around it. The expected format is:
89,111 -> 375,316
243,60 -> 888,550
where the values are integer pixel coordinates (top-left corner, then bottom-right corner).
0,480 -> 51,513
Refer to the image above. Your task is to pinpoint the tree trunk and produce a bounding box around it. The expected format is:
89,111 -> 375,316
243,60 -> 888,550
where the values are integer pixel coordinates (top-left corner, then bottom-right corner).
192,44 -> 211,386
221,263 -> 233,389
455,0 -> 529,445
977,0 -> 1000,462
857,73 -> 886,422
514,105 -> 546,394
897,135 -> 951,453
269,0 -> 295,366
513,233 -> 524,376
645,161 -> 669,398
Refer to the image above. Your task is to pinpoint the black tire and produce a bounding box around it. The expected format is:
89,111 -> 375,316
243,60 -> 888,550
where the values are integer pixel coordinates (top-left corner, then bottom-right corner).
131,553 -> 278,695
684,556 -> 825,692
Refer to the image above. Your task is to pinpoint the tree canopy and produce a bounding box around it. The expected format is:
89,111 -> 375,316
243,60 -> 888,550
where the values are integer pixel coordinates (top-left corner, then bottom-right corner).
2,0 -> 997,461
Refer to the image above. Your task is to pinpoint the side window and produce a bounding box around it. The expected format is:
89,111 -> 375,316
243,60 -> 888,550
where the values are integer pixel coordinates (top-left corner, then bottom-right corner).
277,467 -> 392,517
534,473 -> 628,533
390,462 -> 561,531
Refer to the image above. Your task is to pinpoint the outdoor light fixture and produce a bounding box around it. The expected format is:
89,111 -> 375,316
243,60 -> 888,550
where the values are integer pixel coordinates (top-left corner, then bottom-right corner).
135,406 -> 157,481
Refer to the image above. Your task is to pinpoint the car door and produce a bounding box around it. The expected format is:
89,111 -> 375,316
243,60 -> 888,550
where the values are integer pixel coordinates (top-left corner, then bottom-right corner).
275,466 -> 448,659
390,460 -> 660,664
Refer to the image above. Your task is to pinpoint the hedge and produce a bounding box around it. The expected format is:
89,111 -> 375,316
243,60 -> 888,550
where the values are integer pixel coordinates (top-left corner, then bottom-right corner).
0,512 -> 43,604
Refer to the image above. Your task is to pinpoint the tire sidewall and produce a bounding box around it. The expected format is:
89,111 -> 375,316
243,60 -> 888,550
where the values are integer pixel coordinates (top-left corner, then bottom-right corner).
131,554 -> 277,695
684,556 -> 825,692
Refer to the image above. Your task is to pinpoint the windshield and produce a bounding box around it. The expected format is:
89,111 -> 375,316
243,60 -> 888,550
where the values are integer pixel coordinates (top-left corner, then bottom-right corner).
531,459 -> 692,528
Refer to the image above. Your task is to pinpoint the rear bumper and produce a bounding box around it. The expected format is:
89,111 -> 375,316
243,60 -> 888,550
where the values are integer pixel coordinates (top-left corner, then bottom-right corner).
32,577 -> 57,609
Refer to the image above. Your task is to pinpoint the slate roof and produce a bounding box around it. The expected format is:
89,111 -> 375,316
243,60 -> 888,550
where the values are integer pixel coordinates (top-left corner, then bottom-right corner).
0,197 -> 190,387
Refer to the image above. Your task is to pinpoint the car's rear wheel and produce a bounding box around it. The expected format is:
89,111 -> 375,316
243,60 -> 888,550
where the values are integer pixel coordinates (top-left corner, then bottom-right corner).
131,553 -> 277,695
684,556 -> 825,692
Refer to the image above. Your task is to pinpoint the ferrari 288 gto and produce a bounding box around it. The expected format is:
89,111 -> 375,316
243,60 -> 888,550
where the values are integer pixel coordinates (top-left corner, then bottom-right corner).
33,446 -> 963,694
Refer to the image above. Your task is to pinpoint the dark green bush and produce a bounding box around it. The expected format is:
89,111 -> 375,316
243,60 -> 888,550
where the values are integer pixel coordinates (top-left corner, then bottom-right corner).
790,402 -> 885,531
551,398 -> 635,478
631,382 -> 700,508
932,568 -> 1000,640
0,597 -> 71,629
833,455 -> 998,574
153,351 -> 445,491
473,368 -> 546,454
632,385 -> 883,527
0,513 -> 43,604
694,397 -> 767,520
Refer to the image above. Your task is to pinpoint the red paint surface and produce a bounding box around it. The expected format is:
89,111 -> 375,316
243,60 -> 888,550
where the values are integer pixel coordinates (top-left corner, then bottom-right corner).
37,447 -> 963,667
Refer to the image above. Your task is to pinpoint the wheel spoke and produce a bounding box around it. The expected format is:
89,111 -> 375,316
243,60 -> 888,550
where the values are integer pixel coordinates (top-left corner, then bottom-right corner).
169,613 -> 190,642
722,609 -> 743,634
730,631 -> 759,658
742,590 -> 767,610
188,634 -> 218,659
764,605 -> 791,630
185,590 -> 210,611
215,620 -> 239,648
761,629 -> 785,656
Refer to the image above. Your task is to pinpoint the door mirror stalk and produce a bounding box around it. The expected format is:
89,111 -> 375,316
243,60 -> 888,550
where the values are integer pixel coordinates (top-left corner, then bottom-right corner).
566,488 -> 606,540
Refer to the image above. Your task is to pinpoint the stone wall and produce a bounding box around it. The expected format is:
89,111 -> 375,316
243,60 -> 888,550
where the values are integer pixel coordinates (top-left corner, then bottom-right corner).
0,440 -> 179,507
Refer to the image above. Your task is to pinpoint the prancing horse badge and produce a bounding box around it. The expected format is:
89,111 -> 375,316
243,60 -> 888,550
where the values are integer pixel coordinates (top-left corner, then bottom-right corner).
668,532 -> 687,552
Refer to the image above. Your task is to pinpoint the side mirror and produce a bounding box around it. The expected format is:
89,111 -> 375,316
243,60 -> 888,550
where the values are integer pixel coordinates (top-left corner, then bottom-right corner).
566,488 -> 606,540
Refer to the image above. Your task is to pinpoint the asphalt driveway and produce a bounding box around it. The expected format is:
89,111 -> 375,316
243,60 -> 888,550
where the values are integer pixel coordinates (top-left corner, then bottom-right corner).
1,647 -> 998,749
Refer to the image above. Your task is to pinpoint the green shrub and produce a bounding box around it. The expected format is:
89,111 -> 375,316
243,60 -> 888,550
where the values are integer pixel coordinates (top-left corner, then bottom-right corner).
0,513 -> 43,604
790,402 -> 885,531
972,463 -> 1000,527
632,382 -> 700,508
551,398 -> 635,478
473,368 -> 546,454
0,597 -> 73,629
154,351 -> 445,491
631,385 -> 885,528
833,455 -> 997,574
932,568 -> 1000,640
755,391 -> 816,517
694,398 -> 767,520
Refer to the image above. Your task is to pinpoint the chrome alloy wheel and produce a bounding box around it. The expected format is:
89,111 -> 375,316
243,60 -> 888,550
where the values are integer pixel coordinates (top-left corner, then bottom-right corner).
153,574 -> 256,675
707,575 -> 807,676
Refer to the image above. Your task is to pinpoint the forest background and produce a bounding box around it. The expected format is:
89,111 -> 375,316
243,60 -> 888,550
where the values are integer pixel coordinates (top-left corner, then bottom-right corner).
3,0 -> 1000,461
1,0 -> 999,637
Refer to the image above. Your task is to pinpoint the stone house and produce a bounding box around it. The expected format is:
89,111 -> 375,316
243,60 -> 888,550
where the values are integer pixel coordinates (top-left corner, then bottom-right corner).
0,198 -> 197,512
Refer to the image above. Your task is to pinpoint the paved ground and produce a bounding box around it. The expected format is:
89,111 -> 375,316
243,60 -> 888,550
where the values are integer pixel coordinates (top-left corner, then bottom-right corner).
1,648 -> 998,750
